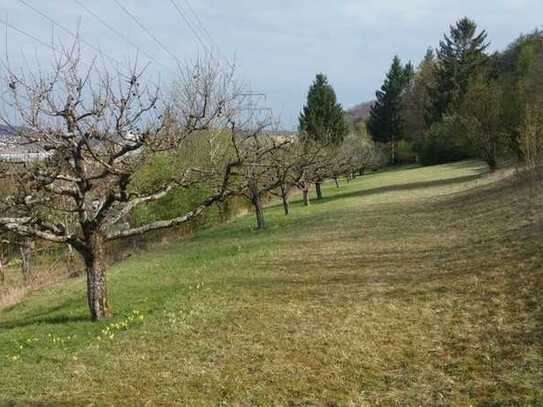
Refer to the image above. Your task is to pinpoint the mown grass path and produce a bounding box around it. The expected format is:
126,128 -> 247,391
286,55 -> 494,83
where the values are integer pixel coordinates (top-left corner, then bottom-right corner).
1,161 -> 542,406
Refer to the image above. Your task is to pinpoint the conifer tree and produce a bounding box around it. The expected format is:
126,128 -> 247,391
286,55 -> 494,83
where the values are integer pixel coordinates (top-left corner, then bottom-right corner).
427,17 -> 489,124
403,48 -> 437,141
299,73 -> 347,146
299,73 -> 347,199
367,56 -> 412,162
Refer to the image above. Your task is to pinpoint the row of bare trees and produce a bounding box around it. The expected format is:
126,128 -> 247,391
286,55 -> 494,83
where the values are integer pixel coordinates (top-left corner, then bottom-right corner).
0,43 -> 380,320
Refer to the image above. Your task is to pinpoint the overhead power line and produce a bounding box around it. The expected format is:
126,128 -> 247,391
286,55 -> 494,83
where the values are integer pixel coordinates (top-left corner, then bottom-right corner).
168,0 -> 209,55
17,0 -> 122,68
0,14 -> 165,95
72,0 -> 174,75
181,0 -> 220,53
1,16 -> 62,57
175,0 -> 233,68
112,0 -> 182,66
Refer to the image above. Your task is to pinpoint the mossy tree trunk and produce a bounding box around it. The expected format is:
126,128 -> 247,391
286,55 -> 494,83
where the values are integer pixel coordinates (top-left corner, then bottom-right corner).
82,233 -> 111,321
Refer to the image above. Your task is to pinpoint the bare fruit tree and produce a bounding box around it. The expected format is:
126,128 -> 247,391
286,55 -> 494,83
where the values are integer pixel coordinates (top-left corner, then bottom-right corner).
268,136 -> 325,214
235,132 -> 290,229
294,137 -> 340,205
0,44 -> 255,320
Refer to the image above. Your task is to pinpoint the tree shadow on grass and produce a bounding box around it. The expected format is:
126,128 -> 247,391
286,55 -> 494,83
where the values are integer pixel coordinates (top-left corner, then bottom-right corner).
288,172 -> 488,208
0,298 -> 87,330
0,314 -> 89,330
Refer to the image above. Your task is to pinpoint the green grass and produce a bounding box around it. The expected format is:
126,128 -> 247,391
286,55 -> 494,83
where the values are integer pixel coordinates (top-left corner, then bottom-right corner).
1,160 -> 542,406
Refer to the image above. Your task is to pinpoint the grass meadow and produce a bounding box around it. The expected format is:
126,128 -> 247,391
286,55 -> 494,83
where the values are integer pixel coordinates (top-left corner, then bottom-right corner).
1,161 -> 542,406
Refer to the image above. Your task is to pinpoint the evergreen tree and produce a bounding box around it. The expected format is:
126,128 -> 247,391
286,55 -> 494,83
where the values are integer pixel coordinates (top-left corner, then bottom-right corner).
299,73 -> 347,199
403,48 -> 437,142
367,56 -> 412,161
299,73 -> 347,146
427,17 -> 489,124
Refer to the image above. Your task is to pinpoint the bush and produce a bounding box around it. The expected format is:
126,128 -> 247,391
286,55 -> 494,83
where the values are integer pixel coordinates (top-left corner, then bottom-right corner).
395,140 -> 417,164
519,101 -> 543,180
414,120 -> 468,165
456,77 -> 509,170
129,140 -> 249,232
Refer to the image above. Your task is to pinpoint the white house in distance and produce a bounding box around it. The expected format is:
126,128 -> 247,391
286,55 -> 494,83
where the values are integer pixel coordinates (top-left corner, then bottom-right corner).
0,126 -> 51,163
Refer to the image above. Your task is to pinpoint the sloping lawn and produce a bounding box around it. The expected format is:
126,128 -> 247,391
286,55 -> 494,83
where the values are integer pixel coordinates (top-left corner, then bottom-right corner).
1,160 -> 542,406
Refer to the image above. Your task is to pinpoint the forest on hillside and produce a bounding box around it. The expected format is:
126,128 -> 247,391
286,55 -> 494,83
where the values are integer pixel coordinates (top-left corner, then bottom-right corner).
361,18 -> 543,171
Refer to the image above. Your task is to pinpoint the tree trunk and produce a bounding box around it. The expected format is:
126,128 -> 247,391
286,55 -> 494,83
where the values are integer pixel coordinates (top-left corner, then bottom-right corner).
486,144 -> 498,172
487,156 -> 497,172
0,259 -> 4,285
391,140 -> 396,164
83,233 -> 111,321
334,177 -> 340,188
315,182 -> 323,200
302,182 -> 310,207
20,241 -> 33,284
280,184 -> 290,216
252,191 -> 265,230
359,168 -> 364,176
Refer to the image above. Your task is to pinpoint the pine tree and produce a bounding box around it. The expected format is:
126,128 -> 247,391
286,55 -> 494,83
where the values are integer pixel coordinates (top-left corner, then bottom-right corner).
403,48 -> 437,141
299,73 -> 347,146
427,17 -> 489,124
299,73 -> 347,199
367,56 -> 412,162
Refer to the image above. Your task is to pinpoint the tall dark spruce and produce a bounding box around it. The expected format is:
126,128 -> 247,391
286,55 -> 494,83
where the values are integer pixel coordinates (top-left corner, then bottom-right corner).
367,56 -> 413,162
299,73 -> 347,199
427,17 -> 489,125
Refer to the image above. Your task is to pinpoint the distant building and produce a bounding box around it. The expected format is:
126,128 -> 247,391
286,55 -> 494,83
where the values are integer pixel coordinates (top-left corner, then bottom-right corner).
263,130 -> 298,143
0,126 -> 50,163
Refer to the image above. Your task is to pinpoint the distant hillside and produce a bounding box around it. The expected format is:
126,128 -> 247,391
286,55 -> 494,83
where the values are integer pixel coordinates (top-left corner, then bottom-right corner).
345,101 -> 374,124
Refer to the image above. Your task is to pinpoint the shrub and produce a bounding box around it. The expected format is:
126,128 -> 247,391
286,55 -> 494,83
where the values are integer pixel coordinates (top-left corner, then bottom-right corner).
395,140 -> 417,164
414,120 -> 468,165
519,101 -> 543,180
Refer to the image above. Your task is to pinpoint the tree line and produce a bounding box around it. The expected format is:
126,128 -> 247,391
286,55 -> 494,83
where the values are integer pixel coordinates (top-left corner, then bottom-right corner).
366,17 -> 543,173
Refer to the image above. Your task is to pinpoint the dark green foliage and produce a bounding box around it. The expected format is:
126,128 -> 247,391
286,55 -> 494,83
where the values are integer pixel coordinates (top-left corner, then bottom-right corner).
367,56 -> 413,146
299,73 -> 348,146
490,29 -> 543,82
128,152 -> 227,231
415,120 -> 467,166
395,140 -> 417,164
403,48 -> 436,143
457,76 -> 507,170
408,18 -> 490,165
489,30 -> 543,158
362,18 -> 542,169
427,17 -> 489,125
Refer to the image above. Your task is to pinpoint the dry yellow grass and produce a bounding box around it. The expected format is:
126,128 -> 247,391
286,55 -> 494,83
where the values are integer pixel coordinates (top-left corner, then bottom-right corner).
1,161 -> 542,406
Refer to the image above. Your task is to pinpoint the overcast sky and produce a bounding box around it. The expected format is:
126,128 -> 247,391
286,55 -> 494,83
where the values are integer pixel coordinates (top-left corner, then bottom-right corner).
0,0 -> 542,129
